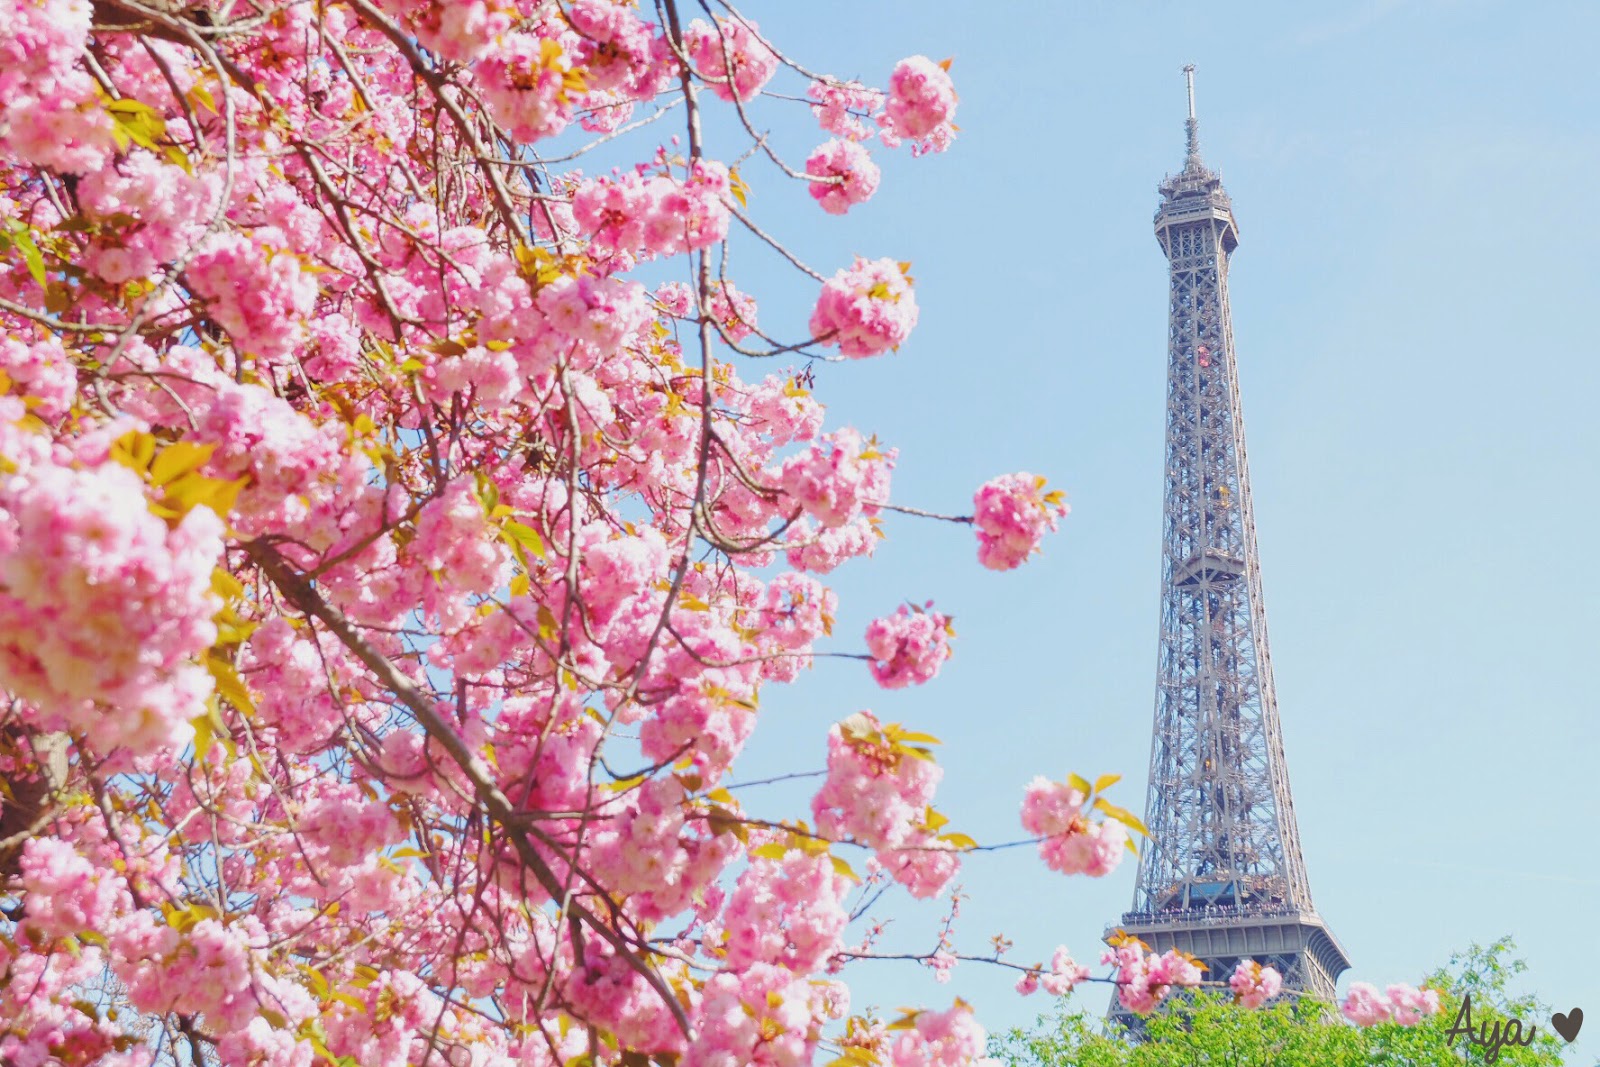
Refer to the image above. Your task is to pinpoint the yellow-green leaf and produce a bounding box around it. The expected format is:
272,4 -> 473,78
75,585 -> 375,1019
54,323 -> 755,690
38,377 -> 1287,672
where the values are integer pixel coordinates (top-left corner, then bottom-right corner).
728,167 -> 750,208
188,82 -> 217,114
1093,797 -> 1149,838
885,1009 -> 922,1032
189,710 -> 217,760
1067,772 -> 1092,795
208,656 -> 255,715
211,567 -> 245,602
890,728 -> 942,746
150,441 -> 217,486
110,429 -> 157,472
1092,773 -> 1122,794
501,520 -> 545,563
823,1048 -> 879,1067
830,855 -> 862,883
6,221 -> 46,288
105,98 -> 169,152
163,144 -> 193,174
300,966 -> 331,1000
329,990 -> 367,1012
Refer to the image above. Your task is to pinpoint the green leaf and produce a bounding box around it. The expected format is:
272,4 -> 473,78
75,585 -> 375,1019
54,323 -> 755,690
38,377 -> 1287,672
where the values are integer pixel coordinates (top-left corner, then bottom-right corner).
188,82 -> 217,114
207,655 -> 255,716
189,710 -> 217,760
885,1009 -> 922,1032
150,441 -> 217,486
501,520 -> 546,565
1092,772 -> 1122,794
329,990 -> 367,1012
163,144 -> 193,174
6,222 -> 46,288
890,729 -> 942,746
1067,772 -> 1092,795
1093,796 -> 1149,838
104,97 -> 169,152
300,966 -> 331,1000
749,842 -> 788,860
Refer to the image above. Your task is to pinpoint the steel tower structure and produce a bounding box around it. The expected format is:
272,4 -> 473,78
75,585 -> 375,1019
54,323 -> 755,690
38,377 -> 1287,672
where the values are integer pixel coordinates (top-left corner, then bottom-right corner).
1106,67 -> 1349,1022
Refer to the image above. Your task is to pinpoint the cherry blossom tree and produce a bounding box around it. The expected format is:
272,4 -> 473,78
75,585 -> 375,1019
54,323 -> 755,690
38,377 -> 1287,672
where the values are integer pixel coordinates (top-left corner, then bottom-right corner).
0,2 -> 1432,1064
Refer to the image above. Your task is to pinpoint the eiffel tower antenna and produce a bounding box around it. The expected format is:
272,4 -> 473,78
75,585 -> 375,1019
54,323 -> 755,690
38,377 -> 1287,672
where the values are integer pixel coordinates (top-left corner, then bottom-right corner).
1182,64 -> 1202,168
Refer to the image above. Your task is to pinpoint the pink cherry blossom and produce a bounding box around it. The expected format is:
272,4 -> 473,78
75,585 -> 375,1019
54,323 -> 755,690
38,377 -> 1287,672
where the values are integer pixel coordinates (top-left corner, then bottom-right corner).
806,139 -> 882,215
475,32 -> 579,142
973,472 -> 1068,570
1102,940 -> 1203,1015
684,16 -> 778,102
1042,946 -> 1092,996
865,602 -> 954,688
1341,981 -> 1442,1026
779,428 -> 896,529
1229,959 -> 1284,1009
1020,777 -> 1127,877
1387,983 -> 1442,1024
810,256 -> 919,357
809,79 -> 885,142
880,56 -> 959,155
1342,981 -> 1393,1026
0,456 -> 222,756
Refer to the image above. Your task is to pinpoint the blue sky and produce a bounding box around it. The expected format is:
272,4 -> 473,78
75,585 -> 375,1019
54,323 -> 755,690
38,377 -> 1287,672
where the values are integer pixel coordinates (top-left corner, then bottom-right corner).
667,1 -> 1599,1061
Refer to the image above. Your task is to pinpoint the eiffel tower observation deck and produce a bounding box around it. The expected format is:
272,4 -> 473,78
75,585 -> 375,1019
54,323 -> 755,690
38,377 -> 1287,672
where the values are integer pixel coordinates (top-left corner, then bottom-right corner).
1106,67 -> 1350,1025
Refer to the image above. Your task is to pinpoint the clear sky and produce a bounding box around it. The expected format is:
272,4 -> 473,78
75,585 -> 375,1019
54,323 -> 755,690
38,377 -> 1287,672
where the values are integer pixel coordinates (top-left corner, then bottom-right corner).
672,2 -> 1600,1061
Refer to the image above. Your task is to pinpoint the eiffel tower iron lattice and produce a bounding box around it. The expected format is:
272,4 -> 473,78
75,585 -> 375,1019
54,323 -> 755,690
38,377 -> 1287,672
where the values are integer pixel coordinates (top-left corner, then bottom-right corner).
1105,66 -> 1350,1025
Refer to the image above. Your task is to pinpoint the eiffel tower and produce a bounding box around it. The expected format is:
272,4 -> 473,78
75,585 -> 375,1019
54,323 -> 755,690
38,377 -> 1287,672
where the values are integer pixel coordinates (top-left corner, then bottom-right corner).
1106,67 -> 1350,1025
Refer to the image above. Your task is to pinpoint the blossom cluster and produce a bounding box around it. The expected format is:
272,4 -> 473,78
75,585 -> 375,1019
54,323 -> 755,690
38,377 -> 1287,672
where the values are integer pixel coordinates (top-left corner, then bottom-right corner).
1229,959 -> 1285,1009
810,257 -> 920,358
880,55 -> 960,155
1102,939 -> 1205,1015
1341,981 -> 1443,1027
684,16 -> 778,102
806,138 -> 883,215
1019,777 -> 1128,877
0,442 -> 223,756
865,602 -> 954,689
1015,946 -> 1093,997
973,472 -> 1069,570
573,159 -> 734,261
812,712 -> 961,899
779,427 -> 897,528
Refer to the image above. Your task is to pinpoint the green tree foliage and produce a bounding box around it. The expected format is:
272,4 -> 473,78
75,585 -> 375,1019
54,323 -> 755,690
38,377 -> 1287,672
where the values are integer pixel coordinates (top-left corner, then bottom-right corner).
991,938 -> 1568,1067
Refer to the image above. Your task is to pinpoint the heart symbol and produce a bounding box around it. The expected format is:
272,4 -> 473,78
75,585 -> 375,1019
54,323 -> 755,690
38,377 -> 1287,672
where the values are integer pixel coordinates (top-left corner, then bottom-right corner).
1551,1007 -> 1583,1043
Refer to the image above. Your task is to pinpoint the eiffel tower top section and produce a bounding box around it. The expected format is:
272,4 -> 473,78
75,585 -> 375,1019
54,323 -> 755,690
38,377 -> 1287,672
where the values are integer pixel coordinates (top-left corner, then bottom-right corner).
1155,66 -> 1237,255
